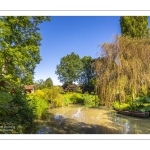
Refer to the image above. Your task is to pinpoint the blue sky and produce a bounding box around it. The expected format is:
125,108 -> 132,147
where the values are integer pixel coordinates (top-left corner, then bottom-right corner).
34,16 -> 149,85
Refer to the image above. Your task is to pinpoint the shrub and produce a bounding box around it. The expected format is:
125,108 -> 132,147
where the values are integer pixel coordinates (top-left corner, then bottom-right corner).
34,90 -> 45,98
81,85 -> 95,94
125,95 -> 132,103
90,92 -> 95,95
60,91 -> 65,94
76,88 -> 82,93
83,93 -> 95,107
53,94 -> 63,107
113,101 -> 120,110
70,93 -> 83,104
140,105 -> 150,112
61,92 -> 99,107
42,87 -> 60,101
119,103 -> 131,110
113,101 -> 132,111
55,85 -> 64,93
27,94 -> 49,119
61,93 -> 72,105
0,85 -> 35,134
62,83 -> 79,92
42,87 -> 64,107
63,97 -> 70,106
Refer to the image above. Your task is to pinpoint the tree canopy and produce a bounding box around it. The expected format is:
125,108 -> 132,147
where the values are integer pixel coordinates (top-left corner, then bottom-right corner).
120,16 -> 149,38
55,52 -> 83,84
94,35 -> 150,106
0,16 -> 50,84
78,56 -> 96,93
78,56 -> 94,85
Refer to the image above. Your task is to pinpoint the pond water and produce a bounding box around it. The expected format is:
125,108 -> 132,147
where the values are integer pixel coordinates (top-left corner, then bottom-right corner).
37,104 -> 150,134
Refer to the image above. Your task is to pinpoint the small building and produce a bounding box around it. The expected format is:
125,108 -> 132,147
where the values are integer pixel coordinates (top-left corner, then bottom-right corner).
24,85 -> 34,93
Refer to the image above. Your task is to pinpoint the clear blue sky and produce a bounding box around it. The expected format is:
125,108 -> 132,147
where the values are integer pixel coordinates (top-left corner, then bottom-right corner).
33,16 -> 149,85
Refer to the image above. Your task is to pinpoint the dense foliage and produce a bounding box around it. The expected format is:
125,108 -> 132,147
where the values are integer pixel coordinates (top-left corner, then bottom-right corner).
29,87 -> 99,108
62,83 -> 80,92
113,95 -> 150,112
0,80 -> 35,133
94,35 -> 150,106
109,16 -> 150,112
42,86 -> 63,107
120,16 -> 149,38
78,56 -> 96,93
0,16 -> 50,133
0,16 -> 50,84
55,52 -> 83,84
56,53 -> 96,93
27,91 -> 49,119
61,92 -> 99,107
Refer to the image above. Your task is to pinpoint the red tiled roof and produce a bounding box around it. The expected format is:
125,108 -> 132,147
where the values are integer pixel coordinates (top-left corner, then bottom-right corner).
24,85 -> 34,90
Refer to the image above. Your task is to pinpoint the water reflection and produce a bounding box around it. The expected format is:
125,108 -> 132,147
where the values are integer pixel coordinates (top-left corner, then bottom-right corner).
110,115 -> 132,133
72,108 -> 81,118
37,105 -> 150,134
110,112 -> 150,134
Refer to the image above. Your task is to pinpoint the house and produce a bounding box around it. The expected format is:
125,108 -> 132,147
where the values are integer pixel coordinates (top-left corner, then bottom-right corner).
24,85 -> 35,93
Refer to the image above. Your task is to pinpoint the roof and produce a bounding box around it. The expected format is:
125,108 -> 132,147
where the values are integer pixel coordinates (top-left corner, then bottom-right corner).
24,85 -> 34,90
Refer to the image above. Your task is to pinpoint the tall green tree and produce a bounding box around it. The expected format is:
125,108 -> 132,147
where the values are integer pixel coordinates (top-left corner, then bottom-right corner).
0,16 -> 50,83
120,16 -> 149,38
78,56 -> 96,93
55,52 -> 83,84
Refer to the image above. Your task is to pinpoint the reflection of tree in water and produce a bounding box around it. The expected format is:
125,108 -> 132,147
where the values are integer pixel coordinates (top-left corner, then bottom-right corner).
110,112 -> 150,134
110,116 -> 131,133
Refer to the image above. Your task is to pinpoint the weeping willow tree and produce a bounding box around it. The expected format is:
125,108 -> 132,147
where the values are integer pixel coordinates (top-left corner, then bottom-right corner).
93,35 -> 150,106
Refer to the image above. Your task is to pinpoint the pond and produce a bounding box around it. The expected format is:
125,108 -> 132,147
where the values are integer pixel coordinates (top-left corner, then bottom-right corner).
36,104 -> 150,134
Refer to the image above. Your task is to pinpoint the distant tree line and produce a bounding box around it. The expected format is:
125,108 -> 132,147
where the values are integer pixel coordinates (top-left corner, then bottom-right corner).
34,77 -> 53,90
